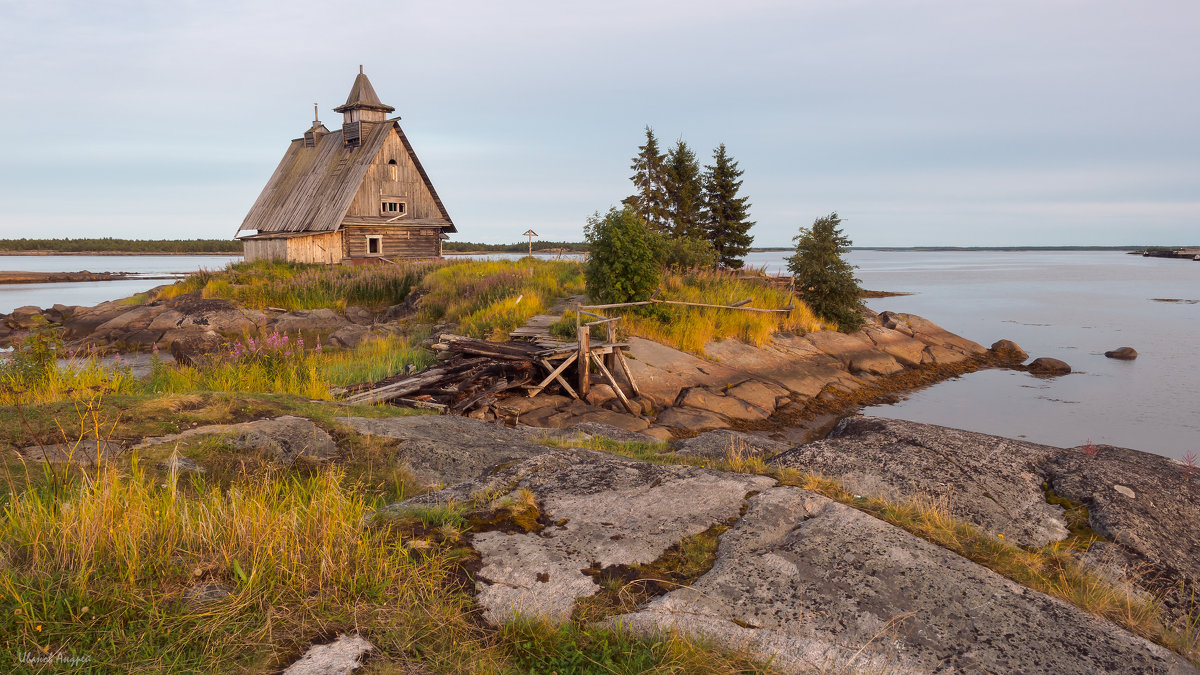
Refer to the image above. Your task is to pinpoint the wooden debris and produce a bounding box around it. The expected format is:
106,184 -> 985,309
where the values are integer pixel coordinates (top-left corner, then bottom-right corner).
342,334 -> 545,410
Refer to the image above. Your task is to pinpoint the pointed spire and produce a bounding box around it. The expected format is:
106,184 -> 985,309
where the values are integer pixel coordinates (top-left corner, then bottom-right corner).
333,66 -> 394,116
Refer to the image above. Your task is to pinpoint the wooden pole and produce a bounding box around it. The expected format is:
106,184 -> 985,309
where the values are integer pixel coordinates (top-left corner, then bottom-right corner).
575,302 -> 589,398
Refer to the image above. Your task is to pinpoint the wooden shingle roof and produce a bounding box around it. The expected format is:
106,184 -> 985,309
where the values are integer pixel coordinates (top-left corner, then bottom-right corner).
236,120 -> 454,236
334,68 -> 394,114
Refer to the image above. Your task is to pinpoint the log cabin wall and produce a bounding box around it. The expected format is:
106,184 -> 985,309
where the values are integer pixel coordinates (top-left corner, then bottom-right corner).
343,225 -> 442,259
345,130 -> 444,220
285,231 -> 343,264
243,238 -> 286,262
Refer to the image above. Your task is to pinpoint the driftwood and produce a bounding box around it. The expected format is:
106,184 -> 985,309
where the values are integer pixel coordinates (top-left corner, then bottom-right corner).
342,334 -> 545,410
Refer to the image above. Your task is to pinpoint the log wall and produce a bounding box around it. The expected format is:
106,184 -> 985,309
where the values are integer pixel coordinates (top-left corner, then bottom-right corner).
343,225 -> 441,259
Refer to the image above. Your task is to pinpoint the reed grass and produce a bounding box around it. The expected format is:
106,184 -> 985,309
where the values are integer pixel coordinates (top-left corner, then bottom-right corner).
158,259 -> 442,311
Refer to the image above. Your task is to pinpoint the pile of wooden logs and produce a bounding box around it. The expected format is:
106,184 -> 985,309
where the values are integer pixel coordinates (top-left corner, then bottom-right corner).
340,334 -> 552,412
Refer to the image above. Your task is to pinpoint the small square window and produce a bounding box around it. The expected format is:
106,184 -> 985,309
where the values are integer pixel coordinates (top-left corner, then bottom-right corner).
367,236 -> 382,255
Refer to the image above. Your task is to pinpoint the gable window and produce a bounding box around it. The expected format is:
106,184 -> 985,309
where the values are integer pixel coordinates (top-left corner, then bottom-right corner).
367,236 -> 382,255
381,200 -> 406,216
388,159 -> 397,181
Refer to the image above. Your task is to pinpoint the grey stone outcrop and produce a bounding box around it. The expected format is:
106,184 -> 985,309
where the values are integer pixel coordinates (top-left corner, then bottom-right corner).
283,634 -> 374,675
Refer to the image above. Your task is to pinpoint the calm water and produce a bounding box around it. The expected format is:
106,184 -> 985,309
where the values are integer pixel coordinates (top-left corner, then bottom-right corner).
841,250 -> 1198,460
0,255 -> 240,314
4,250 -> 1197,458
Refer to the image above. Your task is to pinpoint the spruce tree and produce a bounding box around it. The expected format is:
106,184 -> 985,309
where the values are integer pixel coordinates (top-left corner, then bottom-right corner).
702,143 -> 755,269
622,127 -> 669,234
663,139 -> 704,239
786,212 -> 864,333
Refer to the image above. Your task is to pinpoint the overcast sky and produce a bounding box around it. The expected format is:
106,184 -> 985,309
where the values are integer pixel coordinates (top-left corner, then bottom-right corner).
1,0 -> 1196,247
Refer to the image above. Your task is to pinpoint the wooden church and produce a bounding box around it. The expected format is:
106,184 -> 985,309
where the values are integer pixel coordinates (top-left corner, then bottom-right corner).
236,67 -> 455,263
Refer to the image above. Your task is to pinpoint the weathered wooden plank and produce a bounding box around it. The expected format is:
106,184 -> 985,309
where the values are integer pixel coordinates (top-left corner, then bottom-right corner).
589,352 -> 637,415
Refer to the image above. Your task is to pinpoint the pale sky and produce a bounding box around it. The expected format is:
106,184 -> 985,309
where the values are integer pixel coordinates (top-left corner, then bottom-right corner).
1,0 -> 1196,247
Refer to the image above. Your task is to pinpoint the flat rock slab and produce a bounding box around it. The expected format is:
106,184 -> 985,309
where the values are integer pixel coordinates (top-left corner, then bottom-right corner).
17,440 -> 124,467
283,633 -> 374,675
772,417 -> 1069,547
397,452 -> 774,625
668,429 -> 792,461
337,415 -> 575,485
133,416 -> 338,466
654,405 -> 730,431
616,486 -> 1195,674
1044,444 -> 1200,597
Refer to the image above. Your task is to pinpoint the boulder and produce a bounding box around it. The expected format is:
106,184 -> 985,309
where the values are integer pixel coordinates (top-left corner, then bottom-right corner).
1104,347 -> 1138,360
495,394 -> 570,417
343,305 -> 374,325
990,339 -> 1029,362
584,383 -> 617,407
7,305 -> 44,329
270,308 -> 348,339
168,330 -> 226,366
1027,357 -> 1071,376
846,351 -> 904,376
676,387 -> 770,421
328,324 -> 370,349
222,416 -> 339,466
654,406 -> 730,431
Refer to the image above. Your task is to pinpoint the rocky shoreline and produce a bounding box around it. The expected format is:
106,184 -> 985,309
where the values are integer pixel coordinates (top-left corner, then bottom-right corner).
5,289 -> 1197,671
0,270 -> 137,284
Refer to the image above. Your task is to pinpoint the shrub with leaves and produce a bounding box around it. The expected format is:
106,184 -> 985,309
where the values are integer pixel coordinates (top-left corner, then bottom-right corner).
584,208 -> 660,304
787,212 -> 864,333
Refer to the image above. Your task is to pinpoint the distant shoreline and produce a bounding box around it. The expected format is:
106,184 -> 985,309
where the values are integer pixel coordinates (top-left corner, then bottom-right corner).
0,251 -> 242,257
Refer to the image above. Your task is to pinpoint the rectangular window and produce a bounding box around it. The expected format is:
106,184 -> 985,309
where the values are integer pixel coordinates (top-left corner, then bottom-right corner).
367,236 -> 382,255
380,200 -> 406,216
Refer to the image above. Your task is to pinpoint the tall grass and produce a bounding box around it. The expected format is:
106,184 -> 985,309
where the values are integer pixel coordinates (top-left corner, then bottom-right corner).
159,259 -> 442,311
615,269 -> 830,354
0,463 -> 496,671
419,259 -> 586,340
2,329 -> 431,406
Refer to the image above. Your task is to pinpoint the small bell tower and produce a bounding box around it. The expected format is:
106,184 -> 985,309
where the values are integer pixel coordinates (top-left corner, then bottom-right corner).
334,66 -> 395,146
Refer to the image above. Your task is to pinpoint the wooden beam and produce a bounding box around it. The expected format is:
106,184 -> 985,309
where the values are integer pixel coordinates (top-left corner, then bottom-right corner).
528,353 -> 579,398
580,301 -> 655,310
577,316 -> 590,398
614,349 -> 642,398
589,352 -> 637,415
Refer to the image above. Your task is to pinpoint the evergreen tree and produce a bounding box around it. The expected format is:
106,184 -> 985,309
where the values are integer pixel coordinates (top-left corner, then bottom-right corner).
701,143 -> 755,269
786,212 -> 864,333
621,127 -> 669,234
663,139 -> 704,239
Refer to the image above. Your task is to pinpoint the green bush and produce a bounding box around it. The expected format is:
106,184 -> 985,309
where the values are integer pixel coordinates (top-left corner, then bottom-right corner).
650,233 -> 718,270
583,208 -> 660,304
787,212 -> 864,333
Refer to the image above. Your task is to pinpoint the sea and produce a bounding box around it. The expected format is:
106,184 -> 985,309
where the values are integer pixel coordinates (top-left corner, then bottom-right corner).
2,250 -> 1196,460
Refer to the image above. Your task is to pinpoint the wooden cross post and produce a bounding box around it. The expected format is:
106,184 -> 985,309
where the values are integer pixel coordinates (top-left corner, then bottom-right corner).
522,229 -> 538,257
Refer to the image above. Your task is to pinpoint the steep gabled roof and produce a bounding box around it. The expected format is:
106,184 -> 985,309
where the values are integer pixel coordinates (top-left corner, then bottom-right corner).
237,122 -> 390,236
237,120 -> 454,236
